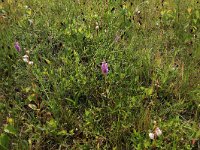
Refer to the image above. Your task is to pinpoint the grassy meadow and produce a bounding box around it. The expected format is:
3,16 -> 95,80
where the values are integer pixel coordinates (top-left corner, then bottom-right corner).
0,0 -> 200,149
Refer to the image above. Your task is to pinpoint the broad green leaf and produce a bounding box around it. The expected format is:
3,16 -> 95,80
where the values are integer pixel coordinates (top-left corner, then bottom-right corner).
4,124 -> 17,136
0,134 -> 10,150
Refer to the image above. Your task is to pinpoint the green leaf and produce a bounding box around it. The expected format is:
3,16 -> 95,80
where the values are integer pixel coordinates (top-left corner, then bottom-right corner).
65,98 -> 76,106
57,130 -> 67,136
144,139 -> 150,148
27,94 -> 36,102
43,58 -> 51,64
85,110 -> 90,116
47,119 -> 57,129
4,124 -> 17,136
0,134 -> 10,150
196,10 -> 199,19
146,88 -> 153,96
69,129 -> 74,135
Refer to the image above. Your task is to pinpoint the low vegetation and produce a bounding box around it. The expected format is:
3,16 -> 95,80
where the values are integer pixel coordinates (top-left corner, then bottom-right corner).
0,0 -> 200,149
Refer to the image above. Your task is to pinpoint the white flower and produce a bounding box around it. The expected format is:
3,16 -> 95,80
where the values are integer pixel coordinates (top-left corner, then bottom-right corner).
95,25 -> 99,30
155,127 -> 162,136
23,55 -> 29,63
28,61 -> 34,65
149,133 -> 154,140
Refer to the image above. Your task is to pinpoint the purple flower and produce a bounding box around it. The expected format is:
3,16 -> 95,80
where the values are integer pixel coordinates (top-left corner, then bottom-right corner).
101,61 -> 108,75
15,42 -> 21,52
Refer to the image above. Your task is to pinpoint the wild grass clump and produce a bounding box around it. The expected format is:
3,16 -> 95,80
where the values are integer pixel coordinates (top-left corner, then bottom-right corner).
0,0 -> 200,149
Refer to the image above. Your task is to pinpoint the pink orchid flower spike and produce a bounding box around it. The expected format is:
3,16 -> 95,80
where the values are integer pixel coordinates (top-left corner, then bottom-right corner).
101,61 -> 108,75
15,42 -> 21,52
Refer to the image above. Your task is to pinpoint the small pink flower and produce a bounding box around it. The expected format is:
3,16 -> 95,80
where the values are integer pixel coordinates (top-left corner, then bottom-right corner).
101,61 -> 108,75
155,127 -> 162,136
15,42 -> 21,52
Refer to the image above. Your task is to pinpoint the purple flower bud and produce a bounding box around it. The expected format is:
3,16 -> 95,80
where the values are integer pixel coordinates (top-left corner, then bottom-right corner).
101,61 -> 108,75
15,42 -> 21,52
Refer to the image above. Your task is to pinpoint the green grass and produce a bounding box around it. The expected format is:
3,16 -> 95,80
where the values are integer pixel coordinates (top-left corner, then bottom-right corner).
0,0 -> 200,149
